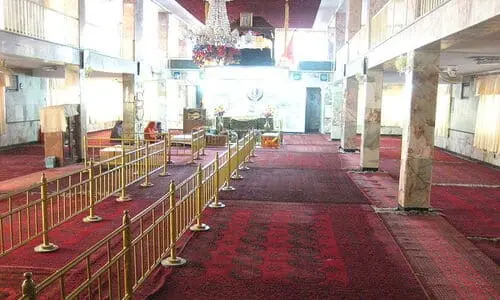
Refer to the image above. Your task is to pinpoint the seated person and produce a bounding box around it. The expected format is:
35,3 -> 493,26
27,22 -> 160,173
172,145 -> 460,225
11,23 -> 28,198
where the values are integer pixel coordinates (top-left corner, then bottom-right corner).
144,121 -> 159,141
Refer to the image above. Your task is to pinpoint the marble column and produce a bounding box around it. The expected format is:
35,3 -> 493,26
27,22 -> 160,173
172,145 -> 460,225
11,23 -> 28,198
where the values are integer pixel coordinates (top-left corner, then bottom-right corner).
122,74 -> 136,140
331,81 -> 343,140
360,69 -> 383,170
398,50 -> 440,210
340,77 -> 358,151
346,0 -> 362,41
335,13 -> 346,52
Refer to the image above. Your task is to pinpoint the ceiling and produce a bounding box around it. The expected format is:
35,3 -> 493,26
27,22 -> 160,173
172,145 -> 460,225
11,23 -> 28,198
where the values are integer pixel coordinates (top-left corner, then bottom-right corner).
175,0 -> 322,28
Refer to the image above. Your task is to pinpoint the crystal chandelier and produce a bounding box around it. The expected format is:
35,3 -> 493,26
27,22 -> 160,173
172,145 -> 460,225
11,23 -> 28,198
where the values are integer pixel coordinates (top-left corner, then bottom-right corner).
190,0 -> 240,67
196,0 -> 238,46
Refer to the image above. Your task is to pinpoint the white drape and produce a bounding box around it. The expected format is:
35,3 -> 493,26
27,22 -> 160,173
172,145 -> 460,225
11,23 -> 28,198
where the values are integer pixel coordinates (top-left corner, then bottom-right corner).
434,84 -> 451,137
473,93 -> 500,154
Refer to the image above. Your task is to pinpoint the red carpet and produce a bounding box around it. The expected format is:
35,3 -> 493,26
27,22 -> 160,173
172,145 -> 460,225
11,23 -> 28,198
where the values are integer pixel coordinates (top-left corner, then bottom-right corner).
0,144 -> 45,182
251,150 -> 342,170
283,133 -> 333,145
220,167 -> 367,204
143,201 -> 427,300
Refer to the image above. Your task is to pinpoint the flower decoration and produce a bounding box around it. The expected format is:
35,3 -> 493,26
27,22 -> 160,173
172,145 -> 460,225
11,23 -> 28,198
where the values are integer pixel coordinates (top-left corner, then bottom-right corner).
263,105 -> 274,118
192,45 -> 241,67
214,105 -> 225,117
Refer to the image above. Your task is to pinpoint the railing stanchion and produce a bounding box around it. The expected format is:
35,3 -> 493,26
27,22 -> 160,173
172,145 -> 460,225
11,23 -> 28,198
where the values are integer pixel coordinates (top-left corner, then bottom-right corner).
209,152 -> 225,208
140,142 -> 154,187
22,272 -> 36,300
239,134 -> 250,171
159,138 -> 170,177
122,211 -> 133,299
201,129 -> 206,156
190,164 -> 210,231
117,140 -> 131,202
83,161 -> 102,222
231,139 -> 243,180
34,173 -> 59,253
161,181 -> 187,266
222,141 -> 235,191
167,132 -> 174,164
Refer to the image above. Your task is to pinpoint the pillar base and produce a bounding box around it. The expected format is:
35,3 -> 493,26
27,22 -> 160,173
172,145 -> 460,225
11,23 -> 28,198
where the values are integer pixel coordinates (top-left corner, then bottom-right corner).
140,182 -> 154,188
397,205 -> 430,212
340,148 -> 358,153
167,160 -> 174,165
361,167 -> 378,172
161,256 -> 187,267
190,223 -> 210,232
209,202 -> 226,208
83,215 -> 102,223
117,194 -> 132,202
159,172 -> 170,177
34,243 -> 59,253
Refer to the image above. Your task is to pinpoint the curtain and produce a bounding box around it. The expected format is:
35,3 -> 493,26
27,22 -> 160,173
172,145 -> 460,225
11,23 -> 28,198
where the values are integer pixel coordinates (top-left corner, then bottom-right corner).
434,84 -> 451,137
473,93 -> 500,154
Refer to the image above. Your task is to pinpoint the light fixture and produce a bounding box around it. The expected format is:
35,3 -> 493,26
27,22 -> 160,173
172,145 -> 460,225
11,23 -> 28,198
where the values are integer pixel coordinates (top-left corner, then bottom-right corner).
188,0 -> 240,67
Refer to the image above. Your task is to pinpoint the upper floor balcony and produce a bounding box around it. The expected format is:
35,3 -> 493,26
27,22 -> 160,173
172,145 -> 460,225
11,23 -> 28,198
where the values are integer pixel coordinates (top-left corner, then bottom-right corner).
338,0 -> 498,69
0,0 -> 79,48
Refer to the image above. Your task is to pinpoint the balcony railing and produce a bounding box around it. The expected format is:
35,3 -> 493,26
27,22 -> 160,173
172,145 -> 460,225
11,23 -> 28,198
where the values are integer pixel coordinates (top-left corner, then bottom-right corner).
370,0 -> 408,47
416,0 -> 449,18
2,0 -> 79,48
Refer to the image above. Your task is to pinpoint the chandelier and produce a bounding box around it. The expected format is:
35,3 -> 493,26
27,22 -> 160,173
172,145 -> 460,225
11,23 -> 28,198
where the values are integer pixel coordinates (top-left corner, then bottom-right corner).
190,0 -> 240,67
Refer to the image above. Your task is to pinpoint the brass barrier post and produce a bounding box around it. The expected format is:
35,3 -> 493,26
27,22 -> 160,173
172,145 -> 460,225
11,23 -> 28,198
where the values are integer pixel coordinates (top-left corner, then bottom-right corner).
194,131 -> 202,161
239,135 -> 250,171
117,140 -> 131,202
231,140 -> 243,180
247,132 -> 255,163
83,135 -> 88,166
209,152 -> 225,208
190,164 -> 210,231
140,142 -> 154,187
159,139 -> 170,177
122,211 -> 133,299
222,142 -> 235,191
250,131 -> 257,158
167,132 -> 174,164
161,181 -> 187,266
83,162 -> 102,222
201,130 -> 206,156
34,174 -> 59,253
22,272 -> 36,300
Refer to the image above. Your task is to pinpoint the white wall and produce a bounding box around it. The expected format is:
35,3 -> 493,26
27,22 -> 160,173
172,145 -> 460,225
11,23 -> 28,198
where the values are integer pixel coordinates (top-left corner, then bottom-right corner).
85,75 -> 123,132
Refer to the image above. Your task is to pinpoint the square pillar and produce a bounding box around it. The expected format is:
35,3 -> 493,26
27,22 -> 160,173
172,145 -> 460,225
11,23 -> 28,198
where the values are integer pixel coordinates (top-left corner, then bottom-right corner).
335,12 -> 346,52
341,77 -> 358,151
360,69 -> 383,170
398,50 -> 440,210
122,74 -> 136,140
331,81 -> 344,140
346,0 -> 362,41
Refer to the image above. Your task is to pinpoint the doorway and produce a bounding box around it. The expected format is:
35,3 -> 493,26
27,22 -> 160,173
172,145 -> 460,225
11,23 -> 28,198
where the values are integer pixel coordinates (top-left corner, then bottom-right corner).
305,87 -> 321,133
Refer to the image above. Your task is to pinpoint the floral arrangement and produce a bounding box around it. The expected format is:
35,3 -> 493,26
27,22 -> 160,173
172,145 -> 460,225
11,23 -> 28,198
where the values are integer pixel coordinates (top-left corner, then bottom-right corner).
263,105 -> 274,118
214,105 -> 225,117
192,45 -> 240,67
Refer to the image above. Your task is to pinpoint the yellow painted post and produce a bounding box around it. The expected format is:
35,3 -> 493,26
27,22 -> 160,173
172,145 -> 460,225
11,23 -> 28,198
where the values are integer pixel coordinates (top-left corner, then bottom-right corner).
239,135 -> 250,171
34,174 -> 59,253
222,142 -> 235,191
167,132 -> 174,164
117,140 -> 131,202
190,164 -> 210,231
201,129 -> 206,156
83,161 -> 102,222
21,272 -> 36,300
140,142 -> 154,187
194,131 -> 202,161
122,211 -> 133,299
231,139 -> 243,180
161,181 -> 187,266
159,138 -> 170,177
209,152 -> 225,208
83,135 -> 88,166
250,131 -> 257,158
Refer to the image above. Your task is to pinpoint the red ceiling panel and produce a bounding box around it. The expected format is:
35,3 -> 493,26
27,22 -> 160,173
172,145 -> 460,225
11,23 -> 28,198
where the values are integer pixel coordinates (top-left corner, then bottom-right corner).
175,0 -> 321,28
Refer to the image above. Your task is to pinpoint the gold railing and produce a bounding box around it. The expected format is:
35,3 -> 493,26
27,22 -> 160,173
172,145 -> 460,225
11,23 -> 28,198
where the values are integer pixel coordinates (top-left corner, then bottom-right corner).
2,0 -> 79,47
0,139 -> 166,257
84,129 -> 206,166
19,132 -> 256,299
